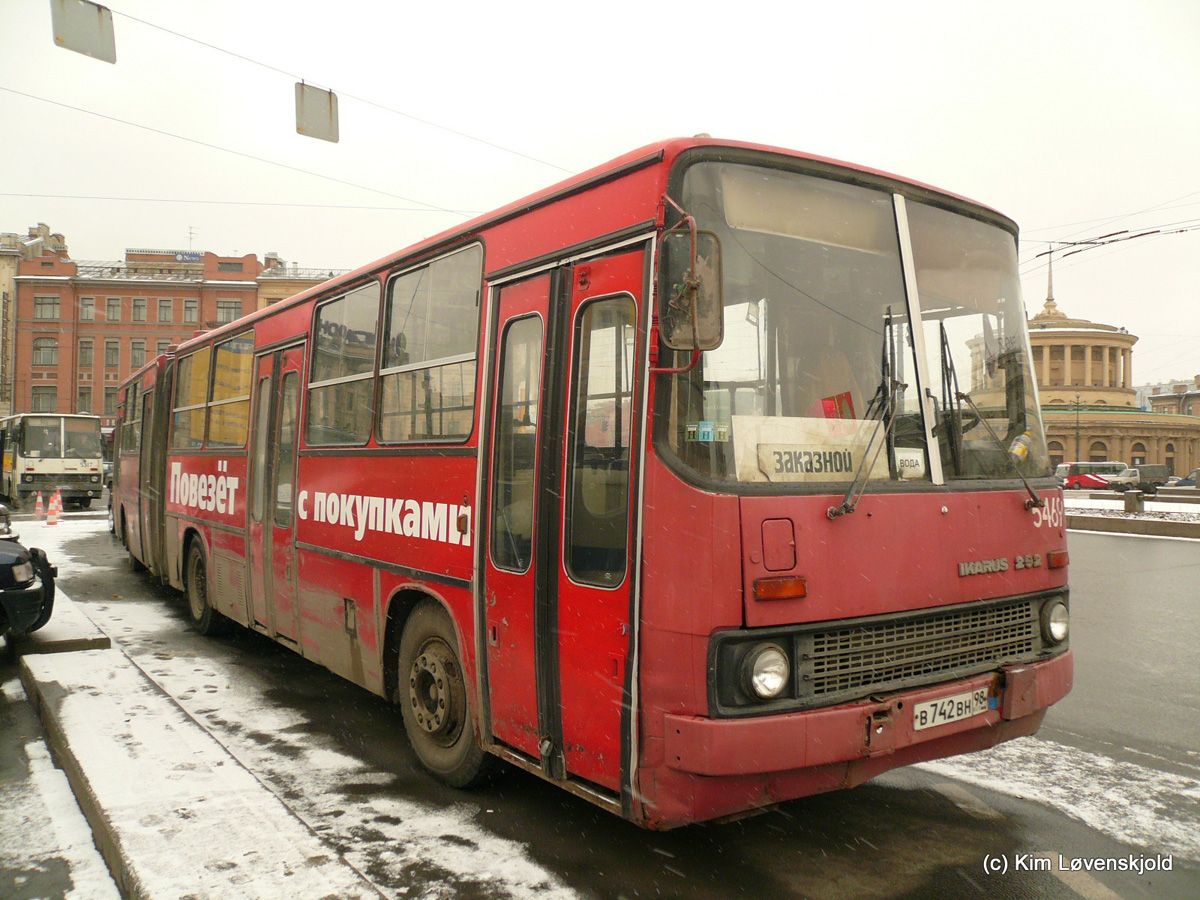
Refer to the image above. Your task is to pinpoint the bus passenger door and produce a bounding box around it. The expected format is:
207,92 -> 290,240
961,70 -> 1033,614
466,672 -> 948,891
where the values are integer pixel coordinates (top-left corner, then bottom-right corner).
556,250 -> 643,794
248,347 -> 303,642
483,274 -> 551,761
137,391 -> 156,571
483,247 -> 645,798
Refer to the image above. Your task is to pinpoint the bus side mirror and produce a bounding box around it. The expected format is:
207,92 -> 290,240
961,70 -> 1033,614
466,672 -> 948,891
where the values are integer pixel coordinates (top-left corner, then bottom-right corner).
659,230 -> 724,352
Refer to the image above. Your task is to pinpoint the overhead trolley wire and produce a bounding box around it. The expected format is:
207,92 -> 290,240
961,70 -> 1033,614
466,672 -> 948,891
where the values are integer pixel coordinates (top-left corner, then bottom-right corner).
110,8 -> 576,176
0,192 -> 481,215
0,86 -> 468,216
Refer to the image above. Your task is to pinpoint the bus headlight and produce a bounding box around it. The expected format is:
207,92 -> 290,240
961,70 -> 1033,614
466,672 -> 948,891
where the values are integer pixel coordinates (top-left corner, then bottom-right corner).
12,560 -> 34,584
742,643 -> 790,699
23,474 -> 33,483
1041,599 -> 1069,646
91,475 -> 101,483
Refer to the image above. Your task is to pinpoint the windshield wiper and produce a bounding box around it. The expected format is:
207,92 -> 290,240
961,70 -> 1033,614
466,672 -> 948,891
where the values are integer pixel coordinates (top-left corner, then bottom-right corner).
937,322 -> 965,476
955,390 -> 1044,510
828,310 -> 906,519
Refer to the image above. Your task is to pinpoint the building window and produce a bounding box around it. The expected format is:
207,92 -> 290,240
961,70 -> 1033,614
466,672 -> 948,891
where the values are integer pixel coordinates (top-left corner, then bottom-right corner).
34,296 -> 60,319
78,387 -> 92,413
1046,440 -> 1064,469
79,340 -> 94,368
131,341 -> 146,368
1131,442 -> 1147,466
218,262 -> 244,273
32,386 -> 57,413
80,297 -> 95,321
216,299 -> 240,324
1089,441 -> 1108,462
106,297 -> 121,321
157,340 -> 171,355
105,340 -> 120,368
158,298 -> 173,322
33,338 -> 58,366
104,388 -> 117,416
132,298 -> 146,322
184,298 -> 198,323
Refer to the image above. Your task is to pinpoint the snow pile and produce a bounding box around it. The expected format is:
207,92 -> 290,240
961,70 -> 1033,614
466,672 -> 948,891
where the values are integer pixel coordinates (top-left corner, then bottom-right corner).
1064,494 -> 1200,524
920,736 -> 1200,861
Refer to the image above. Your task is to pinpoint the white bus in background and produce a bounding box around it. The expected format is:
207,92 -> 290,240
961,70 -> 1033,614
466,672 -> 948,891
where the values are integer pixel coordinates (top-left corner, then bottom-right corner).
0,414 -> 105,510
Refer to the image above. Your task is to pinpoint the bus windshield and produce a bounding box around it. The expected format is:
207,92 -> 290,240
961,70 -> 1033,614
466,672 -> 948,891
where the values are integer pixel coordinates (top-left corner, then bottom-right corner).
65,418 -> 103,458
21,417 -> 101,459
23,418 -> 63,458
661,161 -> 1050,487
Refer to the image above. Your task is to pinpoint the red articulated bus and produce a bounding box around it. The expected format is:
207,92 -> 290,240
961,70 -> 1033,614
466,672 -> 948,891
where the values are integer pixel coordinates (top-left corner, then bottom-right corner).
113,137 -> 1072,829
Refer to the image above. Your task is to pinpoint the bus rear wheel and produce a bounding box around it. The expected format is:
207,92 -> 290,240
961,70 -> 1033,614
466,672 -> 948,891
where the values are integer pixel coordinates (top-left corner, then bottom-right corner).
397,600 -> 494,788
185,542 -> 226,636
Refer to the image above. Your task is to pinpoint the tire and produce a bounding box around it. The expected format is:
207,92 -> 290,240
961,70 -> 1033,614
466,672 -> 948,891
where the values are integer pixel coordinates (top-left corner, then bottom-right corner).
397,600 -> 494,788
78,498 -> 92,510
185,542 -> 226,636
28,549 -> 56,633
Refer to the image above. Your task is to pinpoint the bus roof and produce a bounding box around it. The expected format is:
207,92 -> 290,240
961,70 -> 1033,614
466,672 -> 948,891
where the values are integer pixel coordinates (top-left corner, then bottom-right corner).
167,136 -> 1016,358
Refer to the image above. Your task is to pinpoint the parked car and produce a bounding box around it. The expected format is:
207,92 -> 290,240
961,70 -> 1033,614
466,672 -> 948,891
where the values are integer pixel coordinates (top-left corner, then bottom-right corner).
0,505 -> 57,641
1175,468 -> 1200,488
1107,464 -> 1171,494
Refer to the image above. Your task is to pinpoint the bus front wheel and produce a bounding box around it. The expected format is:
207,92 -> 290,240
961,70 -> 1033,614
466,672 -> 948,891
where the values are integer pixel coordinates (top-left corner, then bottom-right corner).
185,543 -> 226,636
397,600 -> 494,788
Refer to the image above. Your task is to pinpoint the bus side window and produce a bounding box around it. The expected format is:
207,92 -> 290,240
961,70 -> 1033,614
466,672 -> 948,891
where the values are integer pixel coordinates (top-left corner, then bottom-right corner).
275,373 -> 299,527
490,316 -> 543,572
565,297 -> 635,587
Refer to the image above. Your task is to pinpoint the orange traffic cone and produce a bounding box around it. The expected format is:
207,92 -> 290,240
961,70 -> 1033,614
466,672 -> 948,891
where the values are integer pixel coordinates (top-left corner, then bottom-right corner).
46,490 -> 61,526
34,492 -> 45,520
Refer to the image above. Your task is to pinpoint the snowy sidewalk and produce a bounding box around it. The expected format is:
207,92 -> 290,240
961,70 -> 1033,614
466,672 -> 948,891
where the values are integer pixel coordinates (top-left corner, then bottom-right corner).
19,597 -> 386,900
1064,493 -> 1200,538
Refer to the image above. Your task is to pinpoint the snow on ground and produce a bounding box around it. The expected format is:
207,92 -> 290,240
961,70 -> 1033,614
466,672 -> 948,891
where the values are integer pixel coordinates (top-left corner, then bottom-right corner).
22,511 -> 1200,890
918,737 -> 1200,862
16,511 -> 106,579
1,676 -> 123,900
20,512 -> 578,900
1064,492 -> 1200,524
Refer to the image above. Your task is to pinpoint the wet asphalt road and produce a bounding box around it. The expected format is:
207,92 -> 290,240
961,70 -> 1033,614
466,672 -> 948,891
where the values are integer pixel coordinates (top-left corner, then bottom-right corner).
7,516 -> 1199,900
1038,531 -> 1200,772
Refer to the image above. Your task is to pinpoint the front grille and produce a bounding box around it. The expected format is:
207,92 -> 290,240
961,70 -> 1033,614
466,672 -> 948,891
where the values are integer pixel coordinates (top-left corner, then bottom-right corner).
28,474 -> 95,487
803,599 -> 1039,700
711,593 -> 1058,717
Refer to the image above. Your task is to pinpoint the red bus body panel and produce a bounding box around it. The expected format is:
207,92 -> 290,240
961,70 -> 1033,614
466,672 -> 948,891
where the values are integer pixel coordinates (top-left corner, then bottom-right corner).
110,138 -> 1070,829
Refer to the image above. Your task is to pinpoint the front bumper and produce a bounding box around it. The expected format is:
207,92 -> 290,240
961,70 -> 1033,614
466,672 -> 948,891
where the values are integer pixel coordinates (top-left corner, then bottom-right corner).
18,485 -> 100,501
0,576 -> 48,634
663,651 -> 1073,776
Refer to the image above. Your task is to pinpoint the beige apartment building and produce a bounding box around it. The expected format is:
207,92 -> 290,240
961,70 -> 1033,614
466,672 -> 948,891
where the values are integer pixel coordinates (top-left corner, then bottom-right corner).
1027,298 -> 1199,474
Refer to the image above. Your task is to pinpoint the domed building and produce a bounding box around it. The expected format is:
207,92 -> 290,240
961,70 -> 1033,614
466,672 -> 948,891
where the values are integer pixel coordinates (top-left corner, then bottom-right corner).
1026,297 -> 1200,474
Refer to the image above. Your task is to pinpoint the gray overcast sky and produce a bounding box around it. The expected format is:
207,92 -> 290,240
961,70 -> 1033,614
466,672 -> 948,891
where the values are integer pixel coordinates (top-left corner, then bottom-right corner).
2,0 -> 1198,383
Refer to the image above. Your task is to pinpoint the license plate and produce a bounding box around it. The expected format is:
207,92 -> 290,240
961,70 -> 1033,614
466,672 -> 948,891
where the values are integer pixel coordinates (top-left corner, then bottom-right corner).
913,688 -> 989,731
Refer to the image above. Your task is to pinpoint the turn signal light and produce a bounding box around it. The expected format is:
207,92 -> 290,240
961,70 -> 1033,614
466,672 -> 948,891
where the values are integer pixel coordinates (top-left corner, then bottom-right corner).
753,576 -> 807,601
1048,550 -> 1069,569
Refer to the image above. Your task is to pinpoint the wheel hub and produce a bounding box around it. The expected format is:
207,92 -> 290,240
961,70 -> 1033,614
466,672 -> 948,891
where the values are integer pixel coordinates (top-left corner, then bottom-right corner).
408,647 -> 456,735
